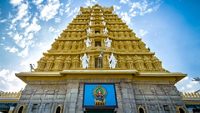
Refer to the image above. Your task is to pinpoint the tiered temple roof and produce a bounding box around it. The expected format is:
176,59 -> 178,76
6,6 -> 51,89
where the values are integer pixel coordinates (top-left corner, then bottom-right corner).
35,4 -> 166,72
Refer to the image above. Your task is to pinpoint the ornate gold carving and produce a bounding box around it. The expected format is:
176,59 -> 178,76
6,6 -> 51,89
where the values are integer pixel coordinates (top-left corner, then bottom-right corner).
53,56 -> 64,71
44,56 -> 54,71
134,55 -> 145,71
151,56 -> 163,71
36,57 -> 47,71
143,56 -> 154,71
72,55 -> 80,69
63,56 -> 71,69
35,4 -> 165,72
126,56 -> 134,69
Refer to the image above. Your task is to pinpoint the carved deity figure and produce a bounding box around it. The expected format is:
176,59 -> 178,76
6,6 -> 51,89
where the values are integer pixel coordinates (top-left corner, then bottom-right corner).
103,27 -> 108,34
86,27 -> 92,35
57,41 -> 64,50
151,56 -> 163,71
71,41 -> 77,50
143,56 -> 154,71
118,56 -> 126,68
119,41 -> 125,50
84,37 -> 92,47
126,41 -> 133,51
102,21 -> 106,26
64,41 -> 72,50
133,55 -> 145,71
126,56 -> 134,69
132,41 -> 139,51
78,41 -> 83,50
51,41 -> 58,50
90,17 -> 94,20
53,56 -> 64,71
80,53 -> 90,69
138,41 -> 147,51
44,56 -> 54,71
36,57 -> 47,71
72,55 -> 79,68
89,21 -> 92,26
63,56 -> 71,69
104,38 -> 112,48
108,53 -> 117,69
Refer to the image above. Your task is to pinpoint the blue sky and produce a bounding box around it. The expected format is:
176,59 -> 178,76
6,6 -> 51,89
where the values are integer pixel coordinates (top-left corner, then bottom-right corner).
0,0 -> 199,92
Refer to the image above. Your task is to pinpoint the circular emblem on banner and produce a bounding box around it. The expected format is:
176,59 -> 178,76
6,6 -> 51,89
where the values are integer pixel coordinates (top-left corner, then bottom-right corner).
93,85 -> 107,106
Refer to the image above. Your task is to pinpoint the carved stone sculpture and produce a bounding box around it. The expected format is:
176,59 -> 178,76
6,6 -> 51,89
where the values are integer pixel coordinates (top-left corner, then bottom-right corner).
126,56 -> 134,69
63,56 -> 71,69
64,41 -> 72,50
118,56 -> 126,69
134,55 -> 145,71
132,41 -> 139,51
103,27 -> 108,34
51,41 -> 58,50
44,56 -> 54,71
71,41 -> 77,50
36,57 -> 47,71
126,41 -> 133,51
104,38 -> 112,48
86,27 -> 92,35
143,56 -> 154,71
138,41 -> 147,51
53,56 -> 64,71
102,21 -> 106,26
57,41 -> 64,50
151,56 -> 163,71
84,37 -> 92,47
108,53 -> 117,69
80,53 -> 90,69
72,55 -> 80,68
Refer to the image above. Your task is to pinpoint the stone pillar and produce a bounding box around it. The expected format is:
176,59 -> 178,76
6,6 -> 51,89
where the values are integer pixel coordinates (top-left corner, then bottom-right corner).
63,82 -> 79,113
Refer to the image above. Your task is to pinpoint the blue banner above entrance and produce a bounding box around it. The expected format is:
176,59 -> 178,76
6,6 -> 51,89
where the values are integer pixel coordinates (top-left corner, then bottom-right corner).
83,83 -> 117,108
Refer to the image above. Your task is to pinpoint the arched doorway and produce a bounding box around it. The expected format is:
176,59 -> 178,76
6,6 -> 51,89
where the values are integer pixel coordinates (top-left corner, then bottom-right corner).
179,108 -> 185,113
56,106 -> 61,113
18,106 -> 23,113
139,107 -> 145,113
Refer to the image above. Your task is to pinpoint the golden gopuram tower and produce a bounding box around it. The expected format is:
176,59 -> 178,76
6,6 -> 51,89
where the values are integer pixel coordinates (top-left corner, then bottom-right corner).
14,4 -> 188,113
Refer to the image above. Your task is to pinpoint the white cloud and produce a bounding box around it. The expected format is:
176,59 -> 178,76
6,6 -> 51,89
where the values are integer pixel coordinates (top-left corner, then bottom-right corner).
120,0 -> 129,4
49,26 -> 59,33
67,7 -> 79,18
33,0 -> 43,5
55,17 -> 61,23
19,16 -> 31,28
0,69 -> 26,92
85,0 -> 98,6
12,3 -> 28,23
5,46 -> 19,53
40,0 -> 61,21
176,76 -> 200,92
18,46 -> 29,58
137,29 -> 148,37
129,0 -> 161,17
0,19 -> 7,23
10,0 -> 23,6
113,5 -> 121,13
25,17 -> 41,35
119,12 -> 131,25
13,33 -> 23,43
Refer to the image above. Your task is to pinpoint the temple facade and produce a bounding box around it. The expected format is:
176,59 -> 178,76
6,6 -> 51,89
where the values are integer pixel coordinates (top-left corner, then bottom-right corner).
12,4 -> 188,113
